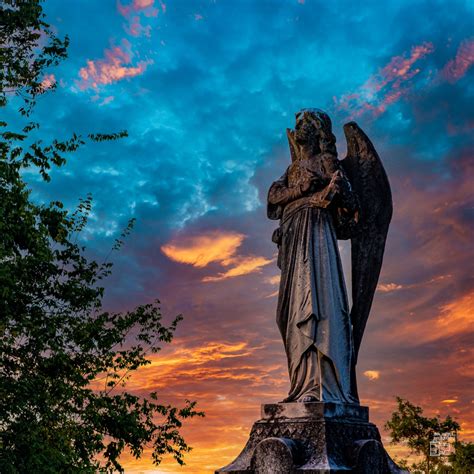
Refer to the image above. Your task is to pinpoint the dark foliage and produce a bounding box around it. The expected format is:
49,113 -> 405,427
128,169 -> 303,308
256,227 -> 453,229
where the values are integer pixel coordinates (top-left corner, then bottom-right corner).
0,2 -> 203,472
385,397 -> 474,473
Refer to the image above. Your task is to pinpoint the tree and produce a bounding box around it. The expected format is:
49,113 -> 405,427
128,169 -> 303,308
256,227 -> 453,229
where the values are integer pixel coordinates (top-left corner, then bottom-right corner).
449,442 -> 474,473
0,0 -> 68,113
385,397 -> 470,473
0,1 -> 203,472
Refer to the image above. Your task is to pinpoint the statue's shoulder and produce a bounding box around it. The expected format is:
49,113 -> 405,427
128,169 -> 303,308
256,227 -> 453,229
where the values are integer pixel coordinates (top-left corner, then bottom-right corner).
287,159 -> 313,187
271,166 -> 290,186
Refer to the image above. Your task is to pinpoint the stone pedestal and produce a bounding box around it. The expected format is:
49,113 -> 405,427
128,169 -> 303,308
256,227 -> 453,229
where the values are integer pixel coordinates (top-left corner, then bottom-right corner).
216,402 -> 406,474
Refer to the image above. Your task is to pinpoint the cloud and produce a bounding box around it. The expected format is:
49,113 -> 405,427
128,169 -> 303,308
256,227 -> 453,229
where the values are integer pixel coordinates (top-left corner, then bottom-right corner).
118,0 -> 165,37
134,0 -> 154,8
77,40 -> 152,90
97,95 -> 115,106
127,15 -> 152,37
91,340 -> 268,393
377,283 -> 404,293
202,256 -> 273,282
117,0 -> 161,18
136,342 -> 258,390
161,231 -> 272,281
374,289 -> 474,346
337,42 -> 435,119
441,38 -> 474,83
436,292 -> 474,339
364,370 -> 381,381
40,73 -> 56,90
377,275 -> 452,293
161,231 -> 245,267
265,275 -> 280,285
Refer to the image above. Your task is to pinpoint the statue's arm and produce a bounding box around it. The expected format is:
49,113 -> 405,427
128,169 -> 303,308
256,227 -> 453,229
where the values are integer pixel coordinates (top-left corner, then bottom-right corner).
268,170 -> 306,207
268,169 -> 308,220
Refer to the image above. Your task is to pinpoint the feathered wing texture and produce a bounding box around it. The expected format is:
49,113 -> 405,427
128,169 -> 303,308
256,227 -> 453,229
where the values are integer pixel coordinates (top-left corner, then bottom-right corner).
340,122 -> 393,363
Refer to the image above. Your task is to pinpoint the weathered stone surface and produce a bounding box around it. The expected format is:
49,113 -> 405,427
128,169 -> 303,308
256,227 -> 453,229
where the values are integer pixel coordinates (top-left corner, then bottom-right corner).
261,402 -> 368,423
352,440 -> 388,473
267,110 -> 393,405
250,438 -> 301,473
216,402 -> 406,474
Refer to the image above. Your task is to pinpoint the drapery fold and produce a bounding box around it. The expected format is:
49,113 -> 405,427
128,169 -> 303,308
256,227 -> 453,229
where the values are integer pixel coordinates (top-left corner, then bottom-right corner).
275,205 -> 358,403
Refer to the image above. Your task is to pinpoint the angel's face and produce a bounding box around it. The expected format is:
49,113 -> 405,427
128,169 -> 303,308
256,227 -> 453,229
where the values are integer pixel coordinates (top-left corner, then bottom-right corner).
294,111 -> 321,145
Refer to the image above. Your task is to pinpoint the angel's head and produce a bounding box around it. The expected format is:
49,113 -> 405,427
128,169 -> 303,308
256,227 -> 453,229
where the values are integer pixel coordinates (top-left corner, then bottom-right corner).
293,108 -> 337,157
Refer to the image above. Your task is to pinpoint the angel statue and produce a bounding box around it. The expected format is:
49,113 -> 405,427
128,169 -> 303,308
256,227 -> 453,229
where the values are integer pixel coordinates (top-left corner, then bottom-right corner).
268,108 -> 392,405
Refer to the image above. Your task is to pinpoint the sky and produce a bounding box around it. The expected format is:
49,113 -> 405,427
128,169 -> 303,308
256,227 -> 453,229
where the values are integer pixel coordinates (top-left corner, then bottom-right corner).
13,0 -> 474,471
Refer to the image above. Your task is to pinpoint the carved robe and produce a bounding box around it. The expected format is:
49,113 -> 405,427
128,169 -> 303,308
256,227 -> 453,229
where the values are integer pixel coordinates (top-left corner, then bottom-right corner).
268,153 -> 359,403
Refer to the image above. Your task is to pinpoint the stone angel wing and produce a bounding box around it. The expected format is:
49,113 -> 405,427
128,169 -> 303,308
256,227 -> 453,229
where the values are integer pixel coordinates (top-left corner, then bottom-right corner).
340,122 -> 393,363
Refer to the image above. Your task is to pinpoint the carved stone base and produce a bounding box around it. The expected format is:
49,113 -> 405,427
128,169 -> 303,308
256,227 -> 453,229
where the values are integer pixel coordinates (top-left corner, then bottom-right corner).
216,402 -> 407,474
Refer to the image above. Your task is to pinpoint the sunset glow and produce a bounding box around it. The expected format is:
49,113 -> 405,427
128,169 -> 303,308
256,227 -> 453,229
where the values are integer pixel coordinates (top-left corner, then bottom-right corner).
161,231 -> 245,268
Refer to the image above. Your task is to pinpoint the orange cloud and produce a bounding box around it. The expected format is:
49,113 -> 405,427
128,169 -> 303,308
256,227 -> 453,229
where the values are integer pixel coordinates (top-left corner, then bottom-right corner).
379,290 -> 474,344
77,40 -> 151,90
364,370 -> 381,380
377,282 -> 404,293
202,256 -> 273,282
96,339 -> 285,473
337,42 -> 434,119
151,341 -> 253,366
436,291 -> 474,338
118,340 -> 282,394
266,275 -> 280,285
161,231 -> 272,281
377,275 -> 452,294
442,38 -> 474,83
161,231 -> 245,267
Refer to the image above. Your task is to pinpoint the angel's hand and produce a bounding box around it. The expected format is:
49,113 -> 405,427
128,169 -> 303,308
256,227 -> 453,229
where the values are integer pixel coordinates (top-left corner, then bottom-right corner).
300,178 -> 313,194
328,170 -> 343,193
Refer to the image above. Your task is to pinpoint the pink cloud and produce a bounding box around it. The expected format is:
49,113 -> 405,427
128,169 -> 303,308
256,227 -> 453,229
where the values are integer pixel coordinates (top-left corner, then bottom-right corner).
128,15 -> 151,37
117,0 -> 162,18
336,42 -> 434,119
441,38 -> 474,83
365,42 -> 434,93
135,0 -> 154,7
99,95 -> 115,106
40,73 -> 56,90
77,40 -> 152,90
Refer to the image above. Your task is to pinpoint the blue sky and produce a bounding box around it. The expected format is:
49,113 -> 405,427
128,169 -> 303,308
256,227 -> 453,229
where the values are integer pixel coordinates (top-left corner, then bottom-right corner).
29,0 -> 473,237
